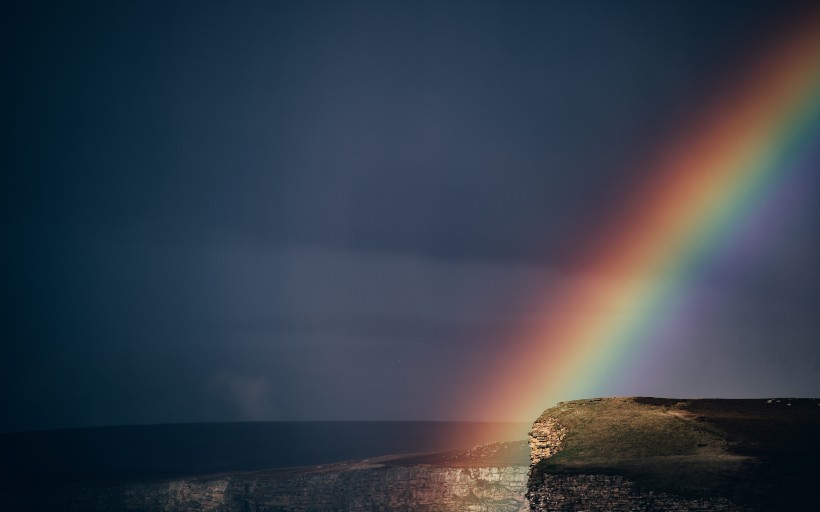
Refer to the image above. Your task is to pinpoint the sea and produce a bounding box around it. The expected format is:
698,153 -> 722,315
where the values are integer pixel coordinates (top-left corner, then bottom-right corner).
0,421 -> 529,482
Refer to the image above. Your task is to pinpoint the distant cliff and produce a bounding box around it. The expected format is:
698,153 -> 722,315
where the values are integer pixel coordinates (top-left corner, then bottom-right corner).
527,397 -> 820,512
2,442 -> 530,511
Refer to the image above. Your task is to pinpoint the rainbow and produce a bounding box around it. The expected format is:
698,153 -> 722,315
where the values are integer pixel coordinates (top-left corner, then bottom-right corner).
468,8 -> 820,427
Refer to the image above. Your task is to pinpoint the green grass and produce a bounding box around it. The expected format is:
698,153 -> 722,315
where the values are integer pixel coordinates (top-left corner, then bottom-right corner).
542,398 -> 728,464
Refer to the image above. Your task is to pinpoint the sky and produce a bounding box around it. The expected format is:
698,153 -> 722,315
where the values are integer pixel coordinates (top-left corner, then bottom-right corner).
3,0 -> 819,432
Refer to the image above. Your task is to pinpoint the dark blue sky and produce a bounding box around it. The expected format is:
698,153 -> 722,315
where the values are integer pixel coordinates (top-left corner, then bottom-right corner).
3,1 -> 818,431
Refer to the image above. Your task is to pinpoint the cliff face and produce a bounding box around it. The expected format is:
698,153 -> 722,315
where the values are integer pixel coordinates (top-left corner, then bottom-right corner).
529,474 -> 742,512
527,397 -> 820,512
527,416 -> 566,466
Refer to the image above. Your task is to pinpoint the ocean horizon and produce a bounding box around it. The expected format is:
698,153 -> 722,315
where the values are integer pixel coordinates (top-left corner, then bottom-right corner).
0,421 -> 530,483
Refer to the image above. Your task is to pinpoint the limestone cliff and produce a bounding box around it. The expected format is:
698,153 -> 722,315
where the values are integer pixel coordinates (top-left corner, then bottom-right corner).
527,397 -> 820,512
2,442 -> 530,512
528,415 -> 566,466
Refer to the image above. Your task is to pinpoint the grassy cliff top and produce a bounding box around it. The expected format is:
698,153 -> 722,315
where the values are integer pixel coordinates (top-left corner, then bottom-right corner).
531,397 -> 820,508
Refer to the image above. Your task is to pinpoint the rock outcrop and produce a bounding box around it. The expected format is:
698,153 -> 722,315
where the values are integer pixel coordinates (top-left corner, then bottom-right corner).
528,416 -> 566,466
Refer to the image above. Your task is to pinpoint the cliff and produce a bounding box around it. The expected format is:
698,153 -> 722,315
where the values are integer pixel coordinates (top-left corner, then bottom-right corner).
527,397 -> 820,511
1,441 -> 530,511
5,399 -> 820,510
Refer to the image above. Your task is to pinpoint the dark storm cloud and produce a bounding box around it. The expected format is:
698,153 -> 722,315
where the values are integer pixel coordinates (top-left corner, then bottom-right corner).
2,1 -> 817,430
5,0 -> 785,260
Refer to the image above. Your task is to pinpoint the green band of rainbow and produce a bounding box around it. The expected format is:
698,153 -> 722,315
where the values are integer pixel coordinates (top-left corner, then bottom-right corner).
467,8 -> 820,427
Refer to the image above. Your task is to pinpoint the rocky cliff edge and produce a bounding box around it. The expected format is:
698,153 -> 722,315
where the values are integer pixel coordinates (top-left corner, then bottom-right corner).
527,397 -> 820,512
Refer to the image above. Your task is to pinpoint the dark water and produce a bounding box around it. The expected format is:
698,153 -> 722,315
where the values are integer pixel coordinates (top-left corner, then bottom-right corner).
0,422 -> 529,482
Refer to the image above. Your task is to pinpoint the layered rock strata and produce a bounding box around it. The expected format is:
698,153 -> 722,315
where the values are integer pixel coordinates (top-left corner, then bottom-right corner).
528,474 -> 742,512
528,416 -> 566,466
